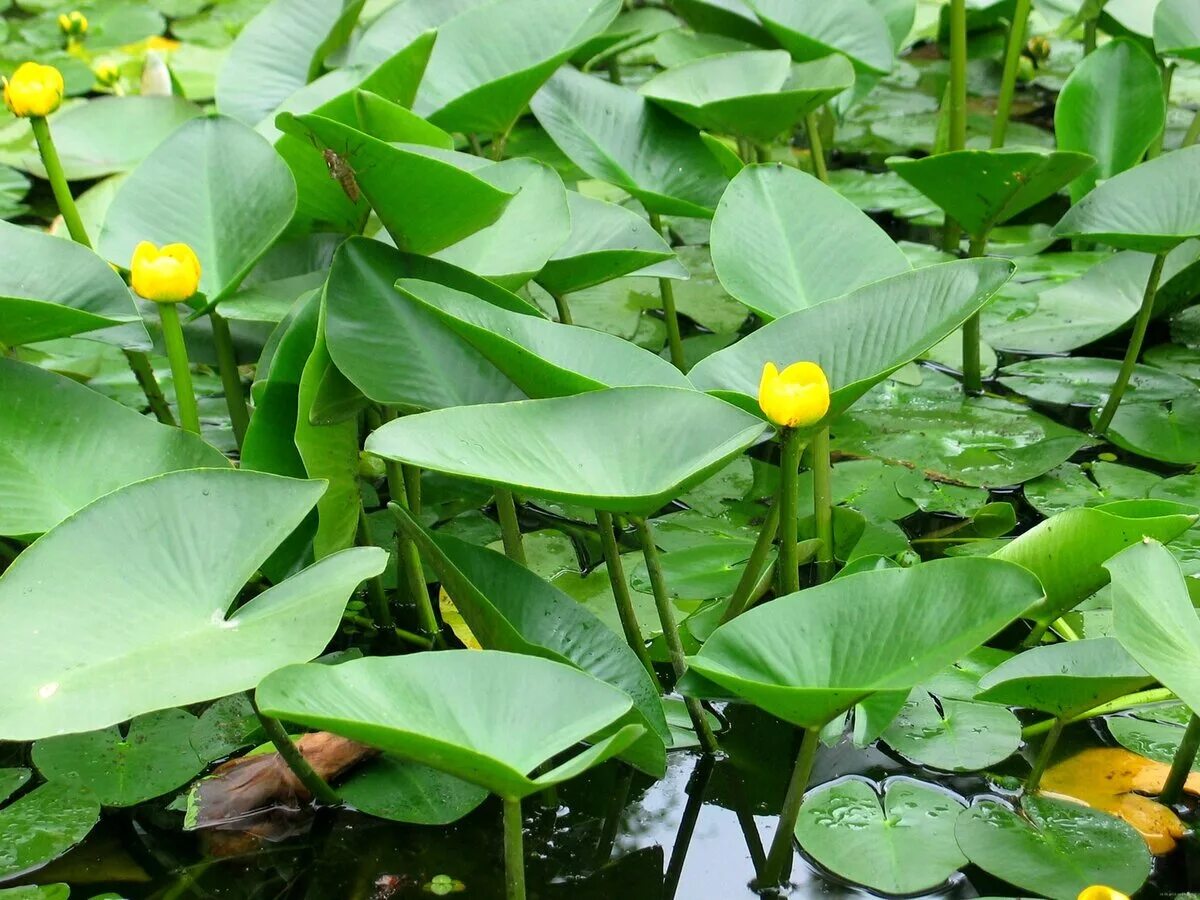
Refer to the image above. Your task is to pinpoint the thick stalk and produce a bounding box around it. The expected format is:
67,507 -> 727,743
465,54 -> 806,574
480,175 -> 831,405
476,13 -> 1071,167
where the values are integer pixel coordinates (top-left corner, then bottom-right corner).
355,502 -> 393,631
495,489 -> 527,566
208,311 -> 249,449
157,302 -> 201,435
1161,713 -> 1200,805
595,511 -> 661,686
122,349 -> 174,425
1094,252 -> 1169,435
503,797 -> 526,900
250,697 -> 341,806
962,233 -> 990,394
778,428 -> 805,595
761,727 -> 821,887
810,427 -> 834,583
941,0 -> 968,254
1147,64 -> 1174,160
550,291 -> 573,325
721,503 -> 781,623
384,469 -> 441,646
804,111 -> 828,183
632,516 -> 718,754
990,0 -> 1032,148
1025,718 -> 1065,792
30,116 -> 90,247
1083,16 -> 1097,55
1184,109 -> 1200,148
1022,689 -> 1174,737
403,464 -> 422,514
647,211 -> 686,371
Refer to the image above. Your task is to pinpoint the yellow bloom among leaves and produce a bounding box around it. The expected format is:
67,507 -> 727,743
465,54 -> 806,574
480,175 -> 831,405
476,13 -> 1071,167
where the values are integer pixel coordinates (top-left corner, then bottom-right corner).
131,241 -> 202,303
2,62 -> 64,118
58,11 -> 88,37
1078,888 -> 1130,900
758,361 -> 830,429
93,62 -> 120,87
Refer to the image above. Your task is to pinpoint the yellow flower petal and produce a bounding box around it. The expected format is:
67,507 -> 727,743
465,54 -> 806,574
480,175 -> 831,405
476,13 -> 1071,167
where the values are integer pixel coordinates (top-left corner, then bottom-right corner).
2,62 -> 65,118
757,360 -> 831,429
130,241 -> 202,303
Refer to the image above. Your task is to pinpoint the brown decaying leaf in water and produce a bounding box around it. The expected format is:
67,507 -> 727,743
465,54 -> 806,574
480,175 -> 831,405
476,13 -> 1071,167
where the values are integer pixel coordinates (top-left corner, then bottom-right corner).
1041,747 -> 1200,854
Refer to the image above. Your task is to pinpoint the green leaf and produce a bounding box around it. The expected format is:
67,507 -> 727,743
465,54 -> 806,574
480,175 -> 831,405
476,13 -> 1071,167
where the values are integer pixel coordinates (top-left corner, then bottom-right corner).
991,501 -> 1197,631
640,51 -> 854,144
395,278 -> 691,397
99,116 -> 297,304
881,691 -> 1021,771
1155,0 -> 1200,62
795,778 -> 966,893
690,259 -> 1013,420
336,756 -> 488,824
32,708 -> 205,807
257,651 -> 643,800
365,387 -> 767,515
670,0 -> 773,46
323,238 -> 523,410
530,66 -> 730,218
683,557 -> 1043,727
747,0 -> 894,75
998,357 -> 1195,407
0,886 -> 70,899
1100,396 -> 1200,465
886,149 -> 1094,239
0,469 -> 386,741
1107,715 -> 1200,768
0,783 -> 100,882
0,771 -> 30,806
216,0 -> 365,126
1024,462 -> 1161,517
955,796 -> 1151,900
1053,38 -> 1165,203
709,164 -> 910,320
0,221 -> 145,348
976,638 -> 1153,718
0,358 -> 229,537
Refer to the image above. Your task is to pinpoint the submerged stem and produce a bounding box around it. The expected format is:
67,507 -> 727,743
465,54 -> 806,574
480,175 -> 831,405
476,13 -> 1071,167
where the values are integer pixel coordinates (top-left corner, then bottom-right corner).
208,311 -> 249,449
990,0 -> 1032,149
1025,718 -> 1065,792
721,503 -> 781,623
503,796 -> 527,900
647,211 -> 685,371
778,427 -> 805,596
495,489 -> 527,566
811,427 -> 834,583
595,510 -> 661,687
1161,713 -> 1200,805
250,696 -> 341,806
157,302 -> 200,435
761,727 -> 821,887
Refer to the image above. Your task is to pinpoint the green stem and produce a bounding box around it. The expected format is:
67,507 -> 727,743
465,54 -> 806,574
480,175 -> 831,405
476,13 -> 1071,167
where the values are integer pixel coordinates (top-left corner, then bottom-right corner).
1083,16 -> 1098,55
383,458 -> 441,646
721,504 -> 781,623
503,797 -> 526,900
1184,109 -> 1200,148
990,0 -> 1032,149
30,116 -> 90,247
403,464 -> 422,515
157,302 -> 200,435
760,727 -> 821,887
122,349 -> 175,425
1094,252 -> 1169,435
208,311 -> 249,449
948,0 -> 968,153
647,211 -> 686,372
1025,718 -> 1064,792
1147,64 -> 1174,160
355,502 -> 393,631
495,489 -> 527,566
962,233 -> 990,395
595,511 -> 661,687
550,291 -> 573,325
1161,713 -> 1200,805
250,697 -> 341,806
811,426 -> 834,583
632,516 -> 719,754
805,111 -> 828,183
778,427 -> 805,596
1022,689 -> 1174,737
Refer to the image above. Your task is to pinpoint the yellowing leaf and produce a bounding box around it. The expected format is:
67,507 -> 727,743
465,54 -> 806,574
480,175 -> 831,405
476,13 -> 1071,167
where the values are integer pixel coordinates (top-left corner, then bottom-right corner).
439,588 -> 481,650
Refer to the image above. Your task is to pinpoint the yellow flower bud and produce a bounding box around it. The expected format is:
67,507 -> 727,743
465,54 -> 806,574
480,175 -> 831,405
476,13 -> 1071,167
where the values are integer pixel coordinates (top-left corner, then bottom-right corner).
93,62 -> 119,87
131,241 -> 202,303
1077,888 -> 1130,900
58,11 -> 88,37
2,62 -> 65,118
758,361 -> 830,429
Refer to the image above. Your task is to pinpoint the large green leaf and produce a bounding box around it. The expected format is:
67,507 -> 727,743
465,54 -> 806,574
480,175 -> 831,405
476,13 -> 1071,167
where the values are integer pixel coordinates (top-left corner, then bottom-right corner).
991,500 -> 1198,631
395,278 -> 691,396
882,690 -> 1021,771
0,469 -> 386,741
690,259 -> 1013,420
394,512 -> 671,775
530,66 -> 730,218
956,796 -> 1151,900
350,0 -> 489,66
256,651 -> 643,800
365,387 -> 767,515
100,116 -> 297,304
1101,396 -> 1200,465
216,0 -> 364,126
670,0 -> 774,46
1107,539 -> 1200,715
640,51 -> 854,144
0,358 -> 229,537
683,557 -> 1043,728
709,164 -> 910,320
886,149 -> 1094,239
0,783 -> 100,882
0,221 -> 145,348
412,0 -> 620,135
1053,38 -> 1167,204
975,638 -> 1152,718
795,778 -> 966,894
323,238 -> 522,410
1155,0 -> 1200,62
747,0 -> 894,74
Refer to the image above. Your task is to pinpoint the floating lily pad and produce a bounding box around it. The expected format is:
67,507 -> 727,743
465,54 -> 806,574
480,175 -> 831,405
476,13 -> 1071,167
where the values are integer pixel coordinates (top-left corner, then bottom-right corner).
0,771 -> 29,807
1100,397 -> 1200,465
882,691 -> 1021,772
0,782 -> 101,882
1107,716 -> 1200,770
1023,462 -> 1161,517
998,358 -> 1195,407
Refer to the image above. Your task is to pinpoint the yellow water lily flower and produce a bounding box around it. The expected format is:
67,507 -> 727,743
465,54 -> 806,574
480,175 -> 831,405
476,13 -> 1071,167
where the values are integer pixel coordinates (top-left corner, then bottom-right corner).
131,241 -> 202,303
2,62 -> 64,118
58,11 -> 88,37
1078,887 -> 1130,900
758,361 -> 830,429
93,61 -> 119,87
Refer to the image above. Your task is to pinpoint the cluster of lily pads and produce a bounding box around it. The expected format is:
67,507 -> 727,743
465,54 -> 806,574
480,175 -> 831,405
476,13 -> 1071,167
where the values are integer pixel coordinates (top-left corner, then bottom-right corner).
4,0 -> 1200,898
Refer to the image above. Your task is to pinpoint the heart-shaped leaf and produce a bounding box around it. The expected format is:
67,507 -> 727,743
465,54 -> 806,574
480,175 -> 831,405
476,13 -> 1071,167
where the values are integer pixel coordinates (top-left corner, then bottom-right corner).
1101,397 -> 1200,465
747,0 -> 894,75
881,691 -> 1021,772
257,651 -> 643,800
0,469 -> 386,741
0,783 -> 100,882
0,358 -> 229,537
998,357 -> 1195,407
365,387 -> 767,515
1156,0 -> 1200,61
683,557 -> 1043,727
710,164 -> 910,320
